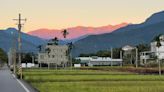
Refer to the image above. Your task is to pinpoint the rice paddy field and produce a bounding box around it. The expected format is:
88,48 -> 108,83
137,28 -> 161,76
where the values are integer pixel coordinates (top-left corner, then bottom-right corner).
23,68 -> 164,92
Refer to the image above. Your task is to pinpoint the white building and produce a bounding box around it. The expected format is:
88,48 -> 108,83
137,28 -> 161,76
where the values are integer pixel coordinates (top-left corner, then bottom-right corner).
76,56 -> 122,66
38,43 -> 69,67
151,42 -> 164,59
140,35 -> 164,65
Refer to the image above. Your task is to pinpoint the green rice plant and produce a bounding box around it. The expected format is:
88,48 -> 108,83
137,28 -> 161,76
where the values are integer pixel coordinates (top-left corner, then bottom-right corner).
23,69 -> 164,92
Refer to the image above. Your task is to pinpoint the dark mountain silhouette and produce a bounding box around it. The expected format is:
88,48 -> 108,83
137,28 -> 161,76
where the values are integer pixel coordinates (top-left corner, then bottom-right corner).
0,28 -> 46,52
72,11 -> 164,57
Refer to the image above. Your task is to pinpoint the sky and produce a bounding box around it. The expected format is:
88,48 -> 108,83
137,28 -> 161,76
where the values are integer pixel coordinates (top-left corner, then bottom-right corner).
0,0 -> 164,32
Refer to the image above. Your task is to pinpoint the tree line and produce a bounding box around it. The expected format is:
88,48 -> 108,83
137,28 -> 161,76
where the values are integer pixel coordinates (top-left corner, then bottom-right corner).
79,44 -> 150,59
0,48 -> 8,63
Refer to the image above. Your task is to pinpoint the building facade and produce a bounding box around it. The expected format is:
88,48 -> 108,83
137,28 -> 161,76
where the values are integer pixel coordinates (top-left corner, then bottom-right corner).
151,41 -> 164,59
38,44 -> 69,66
140,35 -> 164,65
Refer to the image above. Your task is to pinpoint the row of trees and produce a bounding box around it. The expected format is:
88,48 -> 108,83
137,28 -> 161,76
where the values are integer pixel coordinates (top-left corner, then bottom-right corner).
80,48 -> 122,58
79,44 -> 150,58
0,48 -> 8,63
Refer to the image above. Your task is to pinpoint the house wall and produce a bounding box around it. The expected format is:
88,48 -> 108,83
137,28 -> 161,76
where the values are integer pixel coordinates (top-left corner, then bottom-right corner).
38,45 -> 69,65
151,42 -> 164,59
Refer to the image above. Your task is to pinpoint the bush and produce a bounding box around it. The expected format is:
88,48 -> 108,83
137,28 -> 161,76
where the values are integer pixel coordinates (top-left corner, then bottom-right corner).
0,48 -> 8,63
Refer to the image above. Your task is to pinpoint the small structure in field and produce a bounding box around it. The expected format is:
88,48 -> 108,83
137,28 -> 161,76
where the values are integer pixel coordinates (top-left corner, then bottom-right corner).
122,45 -> 138,66
74,64 -> 81,68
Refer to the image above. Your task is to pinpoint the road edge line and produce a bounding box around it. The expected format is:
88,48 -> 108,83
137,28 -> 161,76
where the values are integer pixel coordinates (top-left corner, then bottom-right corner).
12,74 -> 30,92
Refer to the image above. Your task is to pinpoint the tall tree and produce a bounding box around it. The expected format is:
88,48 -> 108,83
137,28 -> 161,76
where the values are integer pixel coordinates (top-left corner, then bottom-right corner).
61,29 -> 69,38
22,53 -> 32,63
136,44 -> 150,53
0,48 -> 8,63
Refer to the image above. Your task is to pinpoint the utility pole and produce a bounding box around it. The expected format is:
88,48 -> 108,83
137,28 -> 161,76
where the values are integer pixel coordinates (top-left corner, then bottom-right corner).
13,14 -> 26,79
111,47 -> 113,66
135,47 -> 138,68
120,50 -> 123,67
157,48 -> 161,75
70,52 -> 72,70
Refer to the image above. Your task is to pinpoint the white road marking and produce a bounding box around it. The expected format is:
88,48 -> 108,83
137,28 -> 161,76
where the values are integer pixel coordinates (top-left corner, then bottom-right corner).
12,74 -> 30,92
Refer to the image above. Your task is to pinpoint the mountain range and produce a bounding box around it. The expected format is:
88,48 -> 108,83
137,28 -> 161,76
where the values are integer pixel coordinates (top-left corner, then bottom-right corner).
1,10 -> 164,57
71,11 -> 164,57
0,28 -> 46,52
27,23 -> 128,39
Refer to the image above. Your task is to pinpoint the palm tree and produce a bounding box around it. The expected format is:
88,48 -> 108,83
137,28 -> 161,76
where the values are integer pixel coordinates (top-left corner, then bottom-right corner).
61,29 -> 69,38
52,37 -> 59,45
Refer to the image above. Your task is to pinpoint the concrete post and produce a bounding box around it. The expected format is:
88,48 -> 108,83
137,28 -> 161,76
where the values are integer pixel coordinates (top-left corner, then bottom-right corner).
120,51 -> 123,67
135,48 -> 138,68
157,48 -> 161,75
48,63 -> 50,70
111,47 -> 113,67
55,64 -> 57,70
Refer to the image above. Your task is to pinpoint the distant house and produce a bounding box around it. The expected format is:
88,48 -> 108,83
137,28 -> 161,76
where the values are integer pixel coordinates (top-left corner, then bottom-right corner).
151,35 -> 164,59
38,41 -> 69,68
76,56 -> 122,66
140,35 -> 164,65
122,45 -> 135,55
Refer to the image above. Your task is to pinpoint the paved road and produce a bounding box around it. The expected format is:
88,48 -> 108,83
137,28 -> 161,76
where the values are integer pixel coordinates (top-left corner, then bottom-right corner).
0,64 -> 37,92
